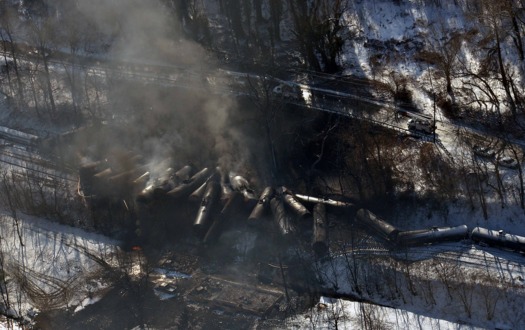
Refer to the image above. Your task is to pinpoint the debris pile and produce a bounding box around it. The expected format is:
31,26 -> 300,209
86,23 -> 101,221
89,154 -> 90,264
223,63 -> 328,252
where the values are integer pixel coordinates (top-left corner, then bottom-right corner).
78,157 -> 354,257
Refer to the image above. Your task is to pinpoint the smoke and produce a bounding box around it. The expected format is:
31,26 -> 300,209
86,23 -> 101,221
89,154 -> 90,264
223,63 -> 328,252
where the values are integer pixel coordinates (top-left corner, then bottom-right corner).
76,0 -> 206,65
70,0 -> 253,182
202,96 -> 251,174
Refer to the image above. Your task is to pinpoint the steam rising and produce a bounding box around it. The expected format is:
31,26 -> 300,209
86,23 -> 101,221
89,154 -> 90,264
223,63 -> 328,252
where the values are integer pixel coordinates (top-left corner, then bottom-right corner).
73,0 -> 252,180
77,0 -> 206,64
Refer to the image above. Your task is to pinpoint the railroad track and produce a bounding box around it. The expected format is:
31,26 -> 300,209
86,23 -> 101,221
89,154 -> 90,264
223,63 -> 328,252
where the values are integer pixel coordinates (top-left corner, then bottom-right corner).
431,247 -> 525,271
1,44 -> 457,154
329,227 -> 524,268
0,143 -> 77,188
1,147 -> 58,169
3,42 -> 523,155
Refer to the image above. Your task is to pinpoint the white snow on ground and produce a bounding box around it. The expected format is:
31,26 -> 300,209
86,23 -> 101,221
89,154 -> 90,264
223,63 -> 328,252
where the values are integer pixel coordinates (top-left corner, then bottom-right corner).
150,266 -> 192,300
0,318 -> 23,330
332,0 -> 525,239
0,1 -> 524,329
311,242 -> 525,330
337,0 -> 521,121
73,296 -> 102,313
0,211 -> 118,320
286,296 -> 486,330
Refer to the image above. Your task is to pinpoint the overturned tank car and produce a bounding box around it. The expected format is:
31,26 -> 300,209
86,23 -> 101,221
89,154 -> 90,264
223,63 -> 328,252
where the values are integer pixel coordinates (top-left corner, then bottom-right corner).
396,225 -> 469,247
270,197 -> 296,237
193,180 -> 221,238
471,227 -> 525,253
136,167 -> 178,203
281,187 -> 312,221
167,167 -> 214,199
248,186 -> 275,225
355,209 -> 399,243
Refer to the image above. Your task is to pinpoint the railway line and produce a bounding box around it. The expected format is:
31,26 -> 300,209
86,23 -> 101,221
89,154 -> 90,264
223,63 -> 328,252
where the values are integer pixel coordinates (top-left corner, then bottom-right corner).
2,45 -> 428,121
1,45 -> 524,267
0,137 -> 76,191
3,42 -> 525,156
333,239 -> 525,277
3,43 -> 476,165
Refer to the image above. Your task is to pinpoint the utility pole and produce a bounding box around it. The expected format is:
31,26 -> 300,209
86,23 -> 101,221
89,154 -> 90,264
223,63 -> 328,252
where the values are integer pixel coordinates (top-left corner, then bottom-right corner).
428,65 -> 437,143
278,255 -> 290,302
433,91 -> 436,143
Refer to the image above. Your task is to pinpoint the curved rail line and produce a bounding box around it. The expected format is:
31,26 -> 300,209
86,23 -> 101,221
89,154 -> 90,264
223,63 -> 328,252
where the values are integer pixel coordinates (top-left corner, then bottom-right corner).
0,146 -> 76,184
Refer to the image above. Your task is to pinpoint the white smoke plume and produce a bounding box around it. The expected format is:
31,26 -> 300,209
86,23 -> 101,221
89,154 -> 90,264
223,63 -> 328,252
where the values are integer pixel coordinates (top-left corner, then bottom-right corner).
70,0 -> 253,181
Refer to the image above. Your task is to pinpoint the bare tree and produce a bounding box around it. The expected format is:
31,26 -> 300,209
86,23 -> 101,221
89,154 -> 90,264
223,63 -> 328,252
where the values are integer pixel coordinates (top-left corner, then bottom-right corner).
478,272 -> 502,321
358,302 -> 387,330
454,273 -> 475,318
246,75 -> 283,178
269,0 -> 283,41
502,0 -> 525,61
28,16 -> 57,117
464,158 -> 490,219
337,226 -> 362,295
60,5 -> 89,123
471,1 -> 519,117
287,0 -> 349,73
432,259 -> 458,300
0,3 -> 26,108
224,0 -> 245,47
1,172 -> 25,249
425,24 -> 463,106
457,55 -> 503,121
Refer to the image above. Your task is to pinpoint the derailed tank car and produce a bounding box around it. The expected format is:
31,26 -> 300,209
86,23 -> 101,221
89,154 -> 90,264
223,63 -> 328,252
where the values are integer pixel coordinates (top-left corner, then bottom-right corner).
355,209 -> 399,243
397,225 -> 468,247
270,197 -> 296,237
471,227 -> 525,253
136,167 -> 177,203
248,186 -> 275,225
281,188 -> 312,221
174,165 -> 193,183
229,172 -> 257,208
203,192 -> 244,245
167,167 -> 213,199
294,194 -> 353,209
193,180 -> 220,238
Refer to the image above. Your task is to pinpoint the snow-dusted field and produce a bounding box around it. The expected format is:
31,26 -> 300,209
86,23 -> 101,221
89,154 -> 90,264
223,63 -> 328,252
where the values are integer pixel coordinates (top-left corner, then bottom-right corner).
0,211 -> 118,321
310,240 -> 525,330
286,296 -> 490,330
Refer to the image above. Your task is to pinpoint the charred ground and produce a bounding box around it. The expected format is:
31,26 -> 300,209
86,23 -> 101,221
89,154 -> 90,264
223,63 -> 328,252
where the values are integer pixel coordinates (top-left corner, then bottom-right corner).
28,79 -> 365,328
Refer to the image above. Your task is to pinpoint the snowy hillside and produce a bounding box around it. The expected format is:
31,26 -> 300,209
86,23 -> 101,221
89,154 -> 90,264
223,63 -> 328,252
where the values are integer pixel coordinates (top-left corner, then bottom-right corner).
1,0 -> 525,329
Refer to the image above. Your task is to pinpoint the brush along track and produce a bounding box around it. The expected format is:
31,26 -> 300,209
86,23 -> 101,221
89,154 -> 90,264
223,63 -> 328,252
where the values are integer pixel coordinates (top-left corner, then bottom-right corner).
6,259 -> 87,310
19,222 -> 117,272
335,240 -> 525,276
1,221 -> 118,310
1,147 -> 58,169
0,146 -> 75,177
0,147 -> 76,188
